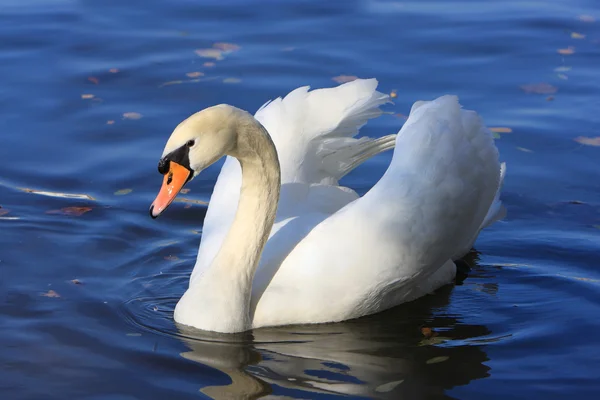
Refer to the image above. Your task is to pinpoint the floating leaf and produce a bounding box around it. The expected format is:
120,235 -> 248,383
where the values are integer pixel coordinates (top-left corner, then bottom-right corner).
571,32 -> 586,39
0,208 -> 9,216
70,279 -> 83,285
203,62 -> 216,67
195,49 -> 224,60
579,15 -> 596,23
174,197 -> 208,205
159,80 -> 183,87
554,66 -> 572,72
375,380 -> 404,393
164,255 -> 179,261
180,188 -> 190,194
332,75 -> 358,83
426,356 -> 449,364
107,120 -> 115,125
114,188 -> 132,195
109,68 -> 119,73
223,77 -> 241,84
490,127 -> 512,133
88,76 -> 99,84
213,42 -> 240,52
520,82 -> 557,94
492,132 -> 501,139
557,46 -> 575,55
81,94 -> 94,99
20,188 -> 95,200
123,112 -> 142,120
574,136 -> 600,146
47,207 -> 93,216
186,71 -> 204,78
390,89 -> 398,98
41,290 -> 60,298
517,147 -> 533,153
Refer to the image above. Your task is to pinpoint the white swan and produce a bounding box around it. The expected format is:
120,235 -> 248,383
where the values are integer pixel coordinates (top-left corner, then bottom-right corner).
149,78 -> 506,333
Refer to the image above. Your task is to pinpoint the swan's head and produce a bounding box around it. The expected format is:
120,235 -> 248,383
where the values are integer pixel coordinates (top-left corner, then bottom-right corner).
149,104 -> 242,218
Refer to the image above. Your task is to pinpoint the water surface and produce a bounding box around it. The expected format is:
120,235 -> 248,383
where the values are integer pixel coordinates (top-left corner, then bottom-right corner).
1,0 -> 600,398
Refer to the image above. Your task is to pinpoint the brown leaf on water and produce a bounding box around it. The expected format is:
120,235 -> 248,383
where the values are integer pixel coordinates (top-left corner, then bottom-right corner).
520,82 -> 557,94
332,75 -> 358,84
578,15 -> 596,23
571,32 -> 586,39
195,49 -> 224,60
20,188 -> 95,201
71,279 -> 83,285
186,71 -> 204,78
213,42 -> 240,52
159,80 -> 183,87
109,68 -> 119,73
122,112 -> 142,120
88,76 -> 99,84
490,127 -> 512,133
223,77 -> 241,84
107,120 -> 115,125
47,207 -> 93,216
180,188 -> 190,194
203,62 -> 216,67
390,89 -> 398,98
81,94 -> 94,99
546,96 -> 555,101
557,46 -> 575,55
184,204 -> 192,209
174,197 -> 208,205
0,207 -> 9,216
574,136 -> 600,146
41,290 -> 60,298
164,255 -> 179,261
421,327 -> 438,339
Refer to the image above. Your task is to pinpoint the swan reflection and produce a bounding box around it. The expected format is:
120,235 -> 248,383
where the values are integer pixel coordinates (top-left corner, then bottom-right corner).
177,281 -> 491,399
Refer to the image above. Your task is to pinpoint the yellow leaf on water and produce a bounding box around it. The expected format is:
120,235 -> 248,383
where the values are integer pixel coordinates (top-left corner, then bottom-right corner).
571,32 -> 586,39
81,94 -> 94,99
332,75 -> 358,83
195,49 -> 224,60
106,120 -> 115,125
203,62 -> 216,67
186,71 -> 204,78
390,89 -> 398,98
578,15 -> 596,23
109,68 -> 119,73
213,42 -> 240,52
159,80 -> 183,87
557,46 -> 575,55
41,290 -> 60,298
71,279 -> 83,285
574,136 -> 600,146
123,112 -> 142,120
114,188 -> 132,195
426,356 -> 449,364
490,127 -> 513,133
223,78 -> 241,84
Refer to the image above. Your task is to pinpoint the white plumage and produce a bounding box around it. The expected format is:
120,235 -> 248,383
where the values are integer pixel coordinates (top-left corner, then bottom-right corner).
163,79 -> 505,332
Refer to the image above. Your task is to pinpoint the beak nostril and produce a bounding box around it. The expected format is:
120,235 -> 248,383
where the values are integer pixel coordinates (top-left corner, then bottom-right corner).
166,171 -> 173,185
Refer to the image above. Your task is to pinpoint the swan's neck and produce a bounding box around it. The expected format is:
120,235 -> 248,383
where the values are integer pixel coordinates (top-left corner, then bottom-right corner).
177,115 -> 280,333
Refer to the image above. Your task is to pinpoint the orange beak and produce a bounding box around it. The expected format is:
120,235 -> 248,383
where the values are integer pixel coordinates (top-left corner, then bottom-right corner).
149,161 -> 191,218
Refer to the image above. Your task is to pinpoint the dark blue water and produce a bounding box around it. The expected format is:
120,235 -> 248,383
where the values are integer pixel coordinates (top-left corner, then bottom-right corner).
2,0 -> 600,398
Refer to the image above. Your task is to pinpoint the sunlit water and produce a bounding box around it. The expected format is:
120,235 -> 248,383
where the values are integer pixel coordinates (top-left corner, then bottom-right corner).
1,0 -> 600,398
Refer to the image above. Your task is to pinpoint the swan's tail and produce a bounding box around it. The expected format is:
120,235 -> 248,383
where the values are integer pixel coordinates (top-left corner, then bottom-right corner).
255,78 -> 392,185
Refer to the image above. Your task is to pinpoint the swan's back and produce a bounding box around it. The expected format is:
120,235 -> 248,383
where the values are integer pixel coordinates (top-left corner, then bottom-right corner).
253,95 -> 504,327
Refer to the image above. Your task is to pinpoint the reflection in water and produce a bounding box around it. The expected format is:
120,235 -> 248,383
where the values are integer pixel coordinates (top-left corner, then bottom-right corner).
176,277 -> 491,399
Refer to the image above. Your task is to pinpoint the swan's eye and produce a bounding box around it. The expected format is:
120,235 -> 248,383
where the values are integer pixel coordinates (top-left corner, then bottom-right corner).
186,140 -> 195,147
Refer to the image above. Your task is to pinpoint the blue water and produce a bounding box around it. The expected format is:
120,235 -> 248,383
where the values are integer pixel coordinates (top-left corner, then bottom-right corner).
2,0 -> 600,398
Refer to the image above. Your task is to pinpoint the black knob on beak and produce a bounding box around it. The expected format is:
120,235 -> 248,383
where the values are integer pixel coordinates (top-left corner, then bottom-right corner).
158,157 -> 170,175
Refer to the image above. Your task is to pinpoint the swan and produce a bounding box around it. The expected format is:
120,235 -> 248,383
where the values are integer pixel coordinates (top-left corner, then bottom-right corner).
149,78 -> 506,333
